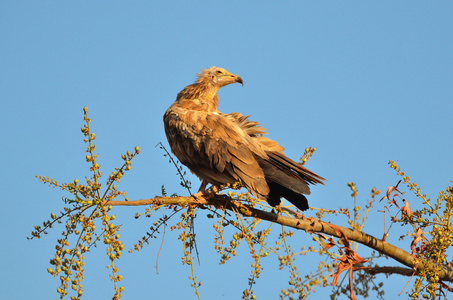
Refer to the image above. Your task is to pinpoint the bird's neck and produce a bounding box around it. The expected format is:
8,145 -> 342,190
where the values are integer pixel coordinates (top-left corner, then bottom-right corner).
203,85 -> 220,108
177,83 -> 220,112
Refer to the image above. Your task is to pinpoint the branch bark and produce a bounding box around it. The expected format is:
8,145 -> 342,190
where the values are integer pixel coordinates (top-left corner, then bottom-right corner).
364,266 -> 416,277
107,195 -> 453,282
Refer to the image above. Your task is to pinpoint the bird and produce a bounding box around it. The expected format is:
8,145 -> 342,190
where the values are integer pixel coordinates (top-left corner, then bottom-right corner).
163,67 -> 325,211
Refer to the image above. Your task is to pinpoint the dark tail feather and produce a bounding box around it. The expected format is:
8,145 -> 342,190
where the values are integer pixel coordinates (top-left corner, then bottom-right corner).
259,158 -> 311,210
266,151 -> 325,185
257,151 -> 325,211
267,182 -> 309,211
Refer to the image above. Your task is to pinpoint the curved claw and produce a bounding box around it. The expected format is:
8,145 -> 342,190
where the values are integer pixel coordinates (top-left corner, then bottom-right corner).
193,190 -> 205,199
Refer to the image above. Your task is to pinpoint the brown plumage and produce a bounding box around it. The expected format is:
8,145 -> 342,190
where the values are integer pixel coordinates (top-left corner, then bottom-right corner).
163,67 -> 325,211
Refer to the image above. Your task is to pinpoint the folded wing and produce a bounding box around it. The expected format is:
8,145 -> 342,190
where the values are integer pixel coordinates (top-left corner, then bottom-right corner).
225,113 -> 325,211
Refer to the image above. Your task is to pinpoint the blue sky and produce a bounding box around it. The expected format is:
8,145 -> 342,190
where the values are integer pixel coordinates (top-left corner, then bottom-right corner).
1,2 -> 453,299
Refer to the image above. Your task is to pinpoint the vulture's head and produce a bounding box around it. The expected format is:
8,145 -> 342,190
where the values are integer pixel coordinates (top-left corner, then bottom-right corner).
198,67 -> 243,88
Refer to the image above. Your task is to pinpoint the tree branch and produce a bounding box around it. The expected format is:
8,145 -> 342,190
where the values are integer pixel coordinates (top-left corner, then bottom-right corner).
107,195 -> 453,282
364,266 -> 416,277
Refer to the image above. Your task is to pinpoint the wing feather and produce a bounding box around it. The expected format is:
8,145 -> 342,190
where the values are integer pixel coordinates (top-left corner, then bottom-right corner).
165,107 -> 270,197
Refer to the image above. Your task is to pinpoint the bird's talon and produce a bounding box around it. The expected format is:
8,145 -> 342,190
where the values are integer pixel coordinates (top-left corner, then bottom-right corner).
192,191 -> 205,201
208,185 -> 220,194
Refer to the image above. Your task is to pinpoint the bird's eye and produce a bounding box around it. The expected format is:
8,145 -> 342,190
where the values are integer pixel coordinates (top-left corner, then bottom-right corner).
216,70 -> 223,74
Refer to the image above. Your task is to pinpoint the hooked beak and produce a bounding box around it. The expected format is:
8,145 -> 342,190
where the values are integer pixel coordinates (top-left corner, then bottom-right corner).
235,76 -> 244,86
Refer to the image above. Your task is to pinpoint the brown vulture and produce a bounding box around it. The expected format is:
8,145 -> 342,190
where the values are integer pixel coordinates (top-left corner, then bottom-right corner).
163,67 -> 325,211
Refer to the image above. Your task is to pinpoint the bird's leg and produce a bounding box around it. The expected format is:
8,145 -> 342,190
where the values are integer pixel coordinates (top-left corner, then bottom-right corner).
193,181 -> 221,199
193,180 -> 209,198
